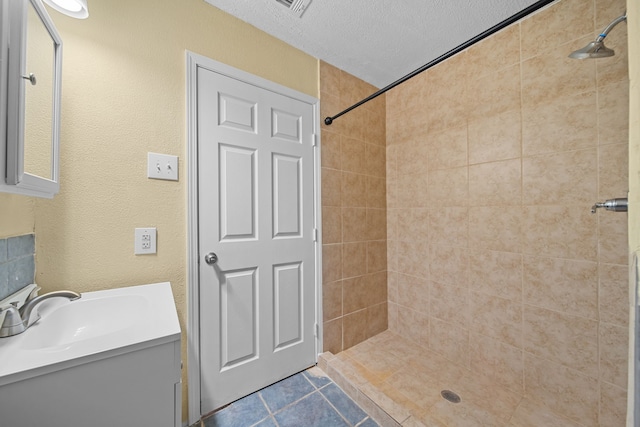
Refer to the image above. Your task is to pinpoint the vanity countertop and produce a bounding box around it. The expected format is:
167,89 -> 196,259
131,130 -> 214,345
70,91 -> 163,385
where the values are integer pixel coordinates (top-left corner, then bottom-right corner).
0,282 -> 181,386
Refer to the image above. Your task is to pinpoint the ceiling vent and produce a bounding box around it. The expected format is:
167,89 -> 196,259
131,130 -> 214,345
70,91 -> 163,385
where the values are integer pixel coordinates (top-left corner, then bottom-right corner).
275,0 -> 312,18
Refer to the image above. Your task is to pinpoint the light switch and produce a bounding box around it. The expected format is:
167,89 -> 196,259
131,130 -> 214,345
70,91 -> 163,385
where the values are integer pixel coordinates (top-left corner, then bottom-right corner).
147,153 -> 178,181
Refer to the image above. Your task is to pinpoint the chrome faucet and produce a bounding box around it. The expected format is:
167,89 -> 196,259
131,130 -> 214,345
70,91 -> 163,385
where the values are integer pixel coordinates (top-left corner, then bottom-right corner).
0,290 -> 81,337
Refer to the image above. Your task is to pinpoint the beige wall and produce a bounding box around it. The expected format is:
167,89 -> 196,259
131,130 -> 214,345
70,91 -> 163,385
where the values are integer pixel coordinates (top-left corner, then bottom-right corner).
0,0 -> 318,419
386,0 -> 629,425
319,62 -> 388,354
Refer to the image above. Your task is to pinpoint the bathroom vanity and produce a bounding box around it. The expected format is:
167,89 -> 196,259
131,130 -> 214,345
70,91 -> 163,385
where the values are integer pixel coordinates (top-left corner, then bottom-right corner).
0,282 -> 182,427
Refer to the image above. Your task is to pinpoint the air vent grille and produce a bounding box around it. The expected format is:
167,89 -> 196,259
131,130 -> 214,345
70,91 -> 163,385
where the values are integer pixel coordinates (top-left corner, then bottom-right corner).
275,0 -> 312,18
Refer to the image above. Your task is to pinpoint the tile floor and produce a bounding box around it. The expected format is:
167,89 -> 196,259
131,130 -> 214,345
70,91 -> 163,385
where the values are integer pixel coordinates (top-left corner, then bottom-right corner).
319,330 -> 585,427
195,367 -> 379,427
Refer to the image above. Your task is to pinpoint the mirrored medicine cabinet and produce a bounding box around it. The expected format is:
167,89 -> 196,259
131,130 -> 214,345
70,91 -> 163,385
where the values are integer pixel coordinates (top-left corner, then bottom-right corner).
0,0 -> 62,198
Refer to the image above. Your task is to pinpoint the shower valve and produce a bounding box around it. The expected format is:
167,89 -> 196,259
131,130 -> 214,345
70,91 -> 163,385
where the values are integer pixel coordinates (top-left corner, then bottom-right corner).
591,198 -> 628,214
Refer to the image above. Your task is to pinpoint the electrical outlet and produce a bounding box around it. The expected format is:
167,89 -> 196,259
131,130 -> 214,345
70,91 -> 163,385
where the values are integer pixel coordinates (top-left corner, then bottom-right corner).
135,228 -> 157,255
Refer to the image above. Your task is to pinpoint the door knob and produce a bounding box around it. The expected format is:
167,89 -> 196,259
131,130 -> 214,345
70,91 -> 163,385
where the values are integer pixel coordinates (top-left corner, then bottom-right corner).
204,252 -> 218,265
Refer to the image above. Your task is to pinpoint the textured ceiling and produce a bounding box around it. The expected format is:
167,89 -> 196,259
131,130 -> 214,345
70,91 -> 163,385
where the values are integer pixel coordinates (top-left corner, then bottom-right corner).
204,0 -> 544,89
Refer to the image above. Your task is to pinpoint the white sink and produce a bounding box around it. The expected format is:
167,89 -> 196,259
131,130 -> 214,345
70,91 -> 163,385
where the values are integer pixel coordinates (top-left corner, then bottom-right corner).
0,282 -> 180,385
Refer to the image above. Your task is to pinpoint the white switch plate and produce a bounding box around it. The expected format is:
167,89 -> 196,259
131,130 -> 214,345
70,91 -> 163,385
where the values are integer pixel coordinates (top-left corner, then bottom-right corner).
147,153 -> 178,181
135,227 -> 157,255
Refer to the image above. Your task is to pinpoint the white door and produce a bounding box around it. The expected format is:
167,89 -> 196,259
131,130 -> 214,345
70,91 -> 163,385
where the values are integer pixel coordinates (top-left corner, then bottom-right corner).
197,65 -> 318,413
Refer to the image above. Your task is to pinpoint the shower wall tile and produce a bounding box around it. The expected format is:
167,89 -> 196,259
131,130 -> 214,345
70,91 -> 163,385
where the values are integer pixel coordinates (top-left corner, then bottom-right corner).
521,90 -> 598,156
520,0 -> 594,60
523,148 -> 598,205
523,256 -> 598,319
599,381 -> 627,427
469,291 -> 522,348
320,62 -> 387,353
467,109 -> 522,165
598,79 -> 630,145
469,333 -> 523,393
522,37 -> 596,106
0,234 -> 36,301
598,263 -> 629,326
524,354 -> 599,427
468,158 -> 521,206
384,0 -> 629,423
468,206 -> 522,253
521,206 -> 597,261
321,130 -> 341,170
469,250 -> 522,301
466,24 -> 521,77
524,305 -> 598,375
599,322 -> 629,389
467,64 -> 521,121
598,143 -> 629,197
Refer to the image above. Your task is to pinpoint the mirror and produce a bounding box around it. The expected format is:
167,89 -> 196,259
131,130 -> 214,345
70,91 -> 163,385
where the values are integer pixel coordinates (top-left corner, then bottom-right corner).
2,0 -> 61,198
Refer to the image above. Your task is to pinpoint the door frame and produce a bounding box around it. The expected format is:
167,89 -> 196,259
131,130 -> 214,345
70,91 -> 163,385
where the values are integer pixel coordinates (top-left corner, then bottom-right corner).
185,51 -> 322,425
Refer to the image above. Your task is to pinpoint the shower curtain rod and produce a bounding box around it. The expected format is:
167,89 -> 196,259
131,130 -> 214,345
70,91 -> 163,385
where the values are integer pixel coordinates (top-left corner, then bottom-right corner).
324,0 -> 557,126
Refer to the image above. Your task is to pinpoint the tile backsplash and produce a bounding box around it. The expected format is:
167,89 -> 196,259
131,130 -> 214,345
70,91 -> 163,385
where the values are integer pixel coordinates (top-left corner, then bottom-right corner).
0,234 -> 35,301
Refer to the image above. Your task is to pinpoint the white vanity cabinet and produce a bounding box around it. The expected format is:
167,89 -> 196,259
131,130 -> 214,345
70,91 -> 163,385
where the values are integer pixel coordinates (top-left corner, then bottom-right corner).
0,0 -> 62,198
0,282 -> 182,427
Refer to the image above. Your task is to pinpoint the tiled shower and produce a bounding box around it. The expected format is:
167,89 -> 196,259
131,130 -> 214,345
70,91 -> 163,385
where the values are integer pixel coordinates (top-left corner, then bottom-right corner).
320,0 -> 630,425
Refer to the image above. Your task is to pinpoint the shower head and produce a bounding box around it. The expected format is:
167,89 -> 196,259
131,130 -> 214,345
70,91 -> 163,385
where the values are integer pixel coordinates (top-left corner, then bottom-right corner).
569,13 -> 626,59
569,40 -> 615,59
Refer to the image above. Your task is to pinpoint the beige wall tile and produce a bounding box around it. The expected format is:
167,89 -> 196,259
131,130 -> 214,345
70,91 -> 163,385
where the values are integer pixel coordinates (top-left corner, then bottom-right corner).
342,136 -> 366,174
523,256 -> 598,319
522,148 -> 597,205
321,130 -> 342,170
598,79 -> 630,145
387,271 -> 398,304
320,61 -> 341,95
599,143 -> 629,197
468,64 -> 521,121
427,125 -> 468,171
386,145 -> 397,181
469,333 -> 524,394
396,172 -> 429,208
596,25 -> 628,88
466,24 -> 520,77
343,242 -> 367,279
599,381 -> 627,427
387,239 -> 398,273
321,93 -> 346,135
322,167 -> 342,207
322,206 -> 342,244
366,143 -> 386,177
386,209 -> 397,241
342,171 -> 367,208
522,206 -> 597,261
522,37 -> 596,107
397,240 -> 429,279
367,240 -> 387,274
469,206 -> 522,253
429,317 -> 469,368
343,208 -> 367,242
468,109 -> 521,164
429,245 -> 469,288
520,0 -> 594,59
426,83 -> 467,133
323,280 -> 343,322
524,305 -> 598,375
398,308 -> 429,348
598,212 -> 628,265
323,244 -> 342,284
428,207 -> 467,248
397,274 -> 429,314
431,281 -> 469,328
599,263 -> 629,326
366,176 -> 387,209
365,108 -> 386,147
366,208 -> 387,241
522,90 -> 597,156
469,159 -> 522,206
388,302 -> 399,333
323,317 -> 343,354
367,302 -> 388,338
469,250 -> 522,301
397,140 -> 428,176
599,322 -> 629,389
428,167 -> 468,207
524,354 -> 598,427
343,276 -> 369,314
368,271 -> 388,306
470,291 -> 522,348
343,309 -> 368,350
595,0 -> 627,28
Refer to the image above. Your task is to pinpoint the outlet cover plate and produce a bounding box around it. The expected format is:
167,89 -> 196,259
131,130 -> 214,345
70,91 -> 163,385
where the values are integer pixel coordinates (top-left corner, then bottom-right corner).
135,227 -> 157,255
147,153 -> 178,181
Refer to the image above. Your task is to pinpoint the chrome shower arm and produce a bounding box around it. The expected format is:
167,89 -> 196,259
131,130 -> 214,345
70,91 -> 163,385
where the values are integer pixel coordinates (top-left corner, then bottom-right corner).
596,13 -> 627,41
